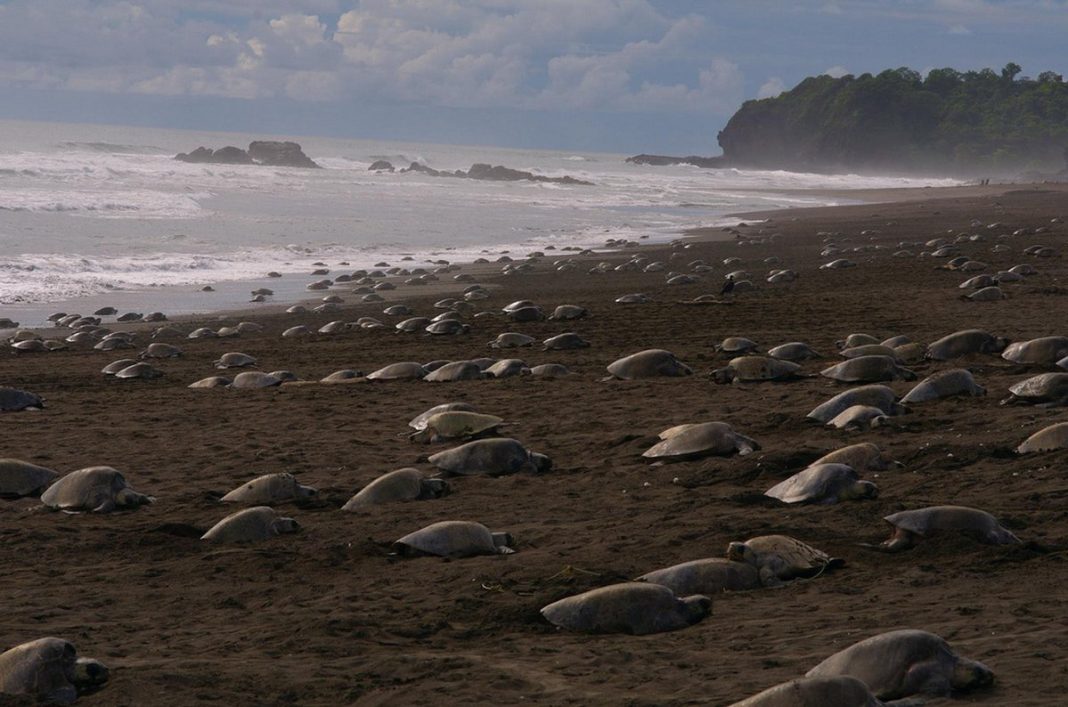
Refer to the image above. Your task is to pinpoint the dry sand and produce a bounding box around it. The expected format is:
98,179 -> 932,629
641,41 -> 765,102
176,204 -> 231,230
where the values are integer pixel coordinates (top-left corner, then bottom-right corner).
3,183 -> 1068,705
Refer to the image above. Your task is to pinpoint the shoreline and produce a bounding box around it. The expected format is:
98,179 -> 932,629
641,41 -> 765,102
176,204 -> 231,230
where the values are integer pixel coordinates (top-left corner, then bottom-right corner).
7,180 -> 1031,333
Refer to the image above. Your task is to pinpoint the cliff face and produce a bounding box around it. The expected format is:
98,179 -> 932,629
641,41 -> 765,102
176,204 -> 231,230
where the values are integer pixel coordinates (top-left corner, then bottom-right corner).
714,66 -> 1068,176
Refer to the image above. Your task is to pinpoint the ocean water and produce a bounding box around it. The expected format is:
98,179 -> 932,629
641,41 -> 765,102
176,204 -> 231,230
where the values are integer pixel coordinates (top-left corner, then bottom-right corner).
0,119 -> 962,328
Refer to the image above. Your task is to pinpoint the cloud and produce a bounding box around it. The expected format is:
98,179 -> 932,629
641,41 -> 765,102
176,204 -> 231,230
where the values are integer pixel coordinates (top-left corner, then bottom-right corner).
823,65 -> 849,78
757,77 -> 786,98
0,0 -> 746,116
947,24 -> 972,35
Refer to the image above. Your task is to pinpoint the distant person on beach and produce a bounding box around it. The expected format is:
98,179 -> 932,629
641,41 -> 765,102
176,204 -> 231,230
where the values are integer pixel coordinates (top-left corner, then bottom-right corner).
721,275 -> 735,296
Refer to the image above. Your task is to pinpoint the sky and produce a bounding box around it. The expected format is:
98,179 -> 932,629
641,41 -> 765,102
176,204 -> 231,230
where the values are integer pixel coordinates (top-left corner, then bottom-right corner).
0,0 -> 1066,153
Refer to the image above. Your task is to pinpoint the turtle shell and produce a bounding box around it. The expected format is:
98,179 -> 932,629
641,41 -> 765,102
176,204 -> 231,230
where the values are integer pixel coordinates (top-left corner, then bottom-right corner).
642,422 -> 758,461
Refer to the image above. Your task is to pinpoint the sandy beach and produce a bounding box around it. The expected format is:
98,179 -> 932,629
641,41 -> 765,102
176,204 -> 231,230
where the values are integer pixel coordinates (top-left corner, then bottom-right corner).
3,182 -> 1068,705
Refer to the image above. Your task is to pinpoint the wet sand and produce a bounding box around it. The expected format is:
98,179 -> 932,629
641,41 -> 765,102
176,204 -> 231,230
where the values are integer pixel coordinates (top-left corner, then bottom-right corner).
2,183 -> 1068,705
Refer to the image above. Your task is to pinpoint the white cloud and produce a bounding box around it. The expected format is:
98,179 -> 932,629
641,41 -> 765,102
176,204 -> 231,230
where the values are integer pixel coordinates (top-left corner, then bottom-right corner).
823,65 -> 849,78
757,77 -> 786,98
0,0 -> 746,116
947,24 -> 972,35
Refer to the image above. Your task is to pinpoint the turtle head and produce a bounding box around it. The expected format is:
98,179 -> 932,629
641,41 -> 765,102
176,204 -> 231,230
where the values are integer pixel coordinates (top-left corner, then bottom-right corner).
680,594 -> 712,624
989,336 -> 1010,354
529,453 -> 552,473
952,657 -> 994,691
73,657 -> 110,690
272,517 -> 300,535
846,480 -> 880,500
117,488 -> 153,508
726,541 -> 754,564
296,483 -> 318,499
491,531 -> 514,554
710,367 -> 734,384
420,478 -> 451,499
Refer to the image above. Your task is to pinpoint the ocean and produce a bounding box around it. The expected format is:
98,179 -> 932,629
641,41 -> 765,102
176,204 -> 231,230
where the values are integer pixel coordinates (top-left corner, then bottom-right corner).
0,119 -> 961,328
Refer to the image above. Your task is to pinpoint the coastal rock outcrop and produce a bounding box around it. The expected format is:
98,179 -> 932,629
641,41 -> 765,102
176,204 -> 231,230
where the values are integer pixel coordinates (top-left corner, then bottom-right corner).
399,162 -> 593,186
175,141 -> 320,168
368,160 -> 395,171
626,154 -> 728,168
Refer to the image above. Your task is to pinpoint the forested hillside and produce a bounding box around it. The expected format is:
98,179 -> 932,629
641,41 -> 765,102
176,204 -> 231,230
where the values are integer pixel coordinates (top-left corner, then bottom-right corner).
716,64 -> 1068,175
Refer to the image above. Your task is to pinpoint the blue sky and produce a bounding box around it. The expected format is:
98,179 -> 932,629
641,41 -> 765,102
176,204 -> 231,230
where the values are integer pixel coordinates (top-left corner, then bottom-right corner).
0,0 -> 1065,153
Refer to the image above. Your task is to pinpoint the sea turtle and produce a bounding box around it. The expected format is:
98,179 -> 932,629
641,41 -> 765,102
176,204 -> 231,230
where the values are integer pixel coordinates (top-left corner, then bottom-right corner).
502,300 -> 535,312
187,327 -> 217,339
729,676 -> 888,707
101,359 -> 138,376
1001,336 -> 1068,365
0,390 -> 43,412
507,306 -> 545,322
428,438 -> 550,476
549,305 -> 589,321
0,637 -> 109,704
637,558 -> 760,595
615,293 -> 652,304
893,342 -> 927,364
236,321 -> 263,334
827,405 -> 889,429
530,363 -> 573,378
488,332 -> 535,349
11,340 -> 48,353
482,359 -> 526,378
220,472 -> 317,504
900,369 -> 985,404
1001,372 -> 1068,406
821,356 -> 916,383
836,333 -> 879,349
396,317 -> 432,333
94,338 -> 134,351
765,464 -> 878,504
715,337 -> 759,354
767,342 -> 822,361
114,362 -> 163,380
188,376 -> 232,388
1017,421 -> 1068,452
0,459 -> 60,498
820,258 -> 856,269
40,466 -> 151,512
341,468 -> 449,511
964,286 -> 1005,301
711,356 -> 805,384
540,582 -> 711,635
605,349 -> 692,380
410,411 -> 504,443
426,320 -> 469,336
543,333 -> 590,350
805,629 -> 994,699
140,343 -> 182,359
320,369 -> 361,383
642,422 -> 758,462
409,402 -> 476,430
839,344 -> 900,361
367,362 -> 427,380
880,335 -> 911,348
806,385 -> 906,423
392,520 -> 513,557
926,329 -> 1007,360
881,506 -> 1020,551
281,325 -> 311,338
423,361 -> 485,382
201,506 -> 300,543
215,352 -> 257,369
229,371 -> 283,389
811,443 -> 899,472
726,535 -> 841,587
